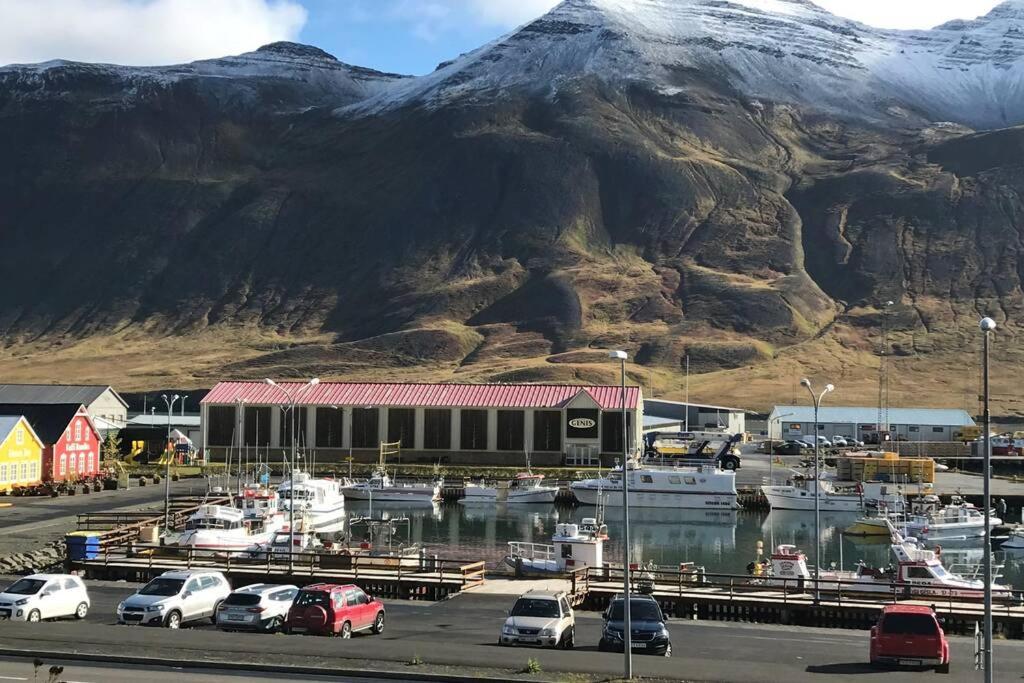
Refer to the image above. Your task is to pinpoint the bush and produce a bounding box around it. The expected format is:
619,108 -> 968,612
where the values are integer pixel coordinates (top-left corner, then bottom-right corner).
521,658 -> 542,674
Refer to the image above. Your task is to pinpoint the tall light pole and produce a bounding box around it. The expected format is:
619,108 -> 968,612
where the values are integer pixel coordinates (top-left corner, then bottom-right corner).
609,350 -> 632,680
264,377 -> 319,573
800,378 -> 833,604
181,395 -> 190,417
768,412 -> 794,485
980,317 -> 996,682
161,393 -> 180,533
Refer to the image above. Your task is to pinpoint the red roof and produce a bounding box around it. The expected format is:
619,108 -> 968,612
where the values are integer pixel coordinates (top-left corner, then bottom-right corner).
202,381 -> 641,410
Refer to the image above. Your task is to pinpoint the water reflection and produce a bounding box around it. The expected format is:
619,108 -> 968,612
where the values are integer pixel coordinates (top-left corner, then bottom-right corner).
335,501 -> 1023,589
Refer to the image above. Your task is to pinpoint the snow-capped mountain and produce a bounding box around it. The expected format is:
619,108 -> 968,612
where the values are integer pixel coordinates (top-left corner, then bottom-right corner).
0,42 -> 408,110
360,0 -> 1024,129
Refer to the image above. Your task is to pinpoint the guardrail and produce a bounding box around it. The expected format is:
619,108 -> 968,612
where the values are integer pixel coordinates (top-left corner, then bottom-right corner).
74,496 -> 232,548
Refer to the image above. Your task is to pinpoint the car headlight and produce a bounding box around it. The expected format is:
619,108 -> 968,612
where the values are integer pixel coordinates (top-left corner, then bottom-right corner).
14,599 -> 28,606
502,625 -> 516,635
117,601 -> 125,612
539,628 -> 554,637
145,604 -> 165,612
606,629 -> 623,640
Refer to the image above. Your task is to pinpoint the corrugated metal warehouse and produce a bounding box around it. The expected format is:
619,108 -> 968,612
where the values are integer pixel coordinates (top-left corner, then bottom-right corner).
201,382 -> 643,466
767,405 -> 976,442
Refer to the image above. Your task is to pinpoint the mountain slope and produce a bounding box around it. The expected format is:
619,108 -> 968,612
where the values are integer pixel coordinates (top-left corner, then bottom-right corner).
0,3 -> 1023,413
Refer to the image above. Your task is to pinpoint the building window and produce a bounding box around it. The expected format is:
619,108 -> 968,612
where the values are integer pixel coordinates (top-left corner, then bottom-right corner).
31,462 -> 38,478
74,420 -> 82,441
909,426 -> 920,433
788,424 -> 802,432
206,406 -> 236,447
351,408 -> 379,449
533,411 -> 562,452
933,427 -> 944,433
244,407 -> 272,447
66,427 -> 71,443
387,408 -> 416,447
460,410 -> 488,451
817,424 -> 825,431
279,407 -> 308,448
496,411 -> 524,451
59,454 -> 66,476
15,428 -> 23,445
20,462 -> 27,480
423,409 -> 451,450
0,464 -> 6,482
316,407 -> 344,448
601,411 -> 633,454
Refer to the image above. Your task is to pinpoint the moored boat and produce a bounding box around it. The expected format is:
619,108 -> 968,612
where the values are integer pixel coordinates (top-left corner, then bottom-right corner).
340,468 -> 441,504
175,504 -> 284,553
504,518 -> 607,575
460,473 -> 559,505
277,471 -> 346,530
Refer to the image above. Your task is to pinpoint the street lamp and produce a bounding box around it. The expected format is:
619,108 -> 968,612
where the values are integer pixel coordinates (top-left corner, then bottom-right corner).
609,349 -> 632,680
800,378 -> 833,604
980,317 -> 996,683
768,412 -> 794,485
181,395 -> 190,417
264,377 -> 320,573
161,394 -> 180,533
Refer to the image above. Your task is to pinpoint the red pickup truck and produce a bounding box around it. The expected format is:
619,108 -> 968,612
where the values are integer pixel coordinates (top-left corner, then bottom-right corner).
870,605 -> 949,673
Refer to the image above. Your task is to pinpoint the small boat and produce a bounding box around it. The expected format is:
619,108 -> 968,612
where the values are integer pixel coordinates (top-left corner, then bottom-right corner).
572,459 -> 738,509
904,495 -> 1000,542
341,468 -> 442,504
460,472 -> 559,505
1002,527 -> 1024,550
277,471 -> 346,531
176,504 -> 284,553
764,522 -> 1017,602
762,475 -> 904,511
504,518 -> 607,576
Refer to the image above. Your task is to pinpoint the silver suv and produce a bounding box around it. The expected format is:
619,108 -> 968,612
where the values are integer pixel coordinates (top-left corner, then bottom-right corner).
216,583 -> 298,632
117,570 -> 231,629
499,590 -> 575,649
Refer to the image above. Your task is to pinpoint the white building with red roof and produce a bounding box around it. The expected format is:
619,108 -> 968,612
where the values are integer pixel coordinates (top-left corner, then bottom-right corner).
200,381 -> 643,466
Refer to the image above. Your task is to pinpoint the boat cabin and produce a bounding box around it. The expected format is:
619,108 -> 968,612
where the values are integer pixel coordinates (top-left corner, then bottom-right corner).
184,505 -> 245,531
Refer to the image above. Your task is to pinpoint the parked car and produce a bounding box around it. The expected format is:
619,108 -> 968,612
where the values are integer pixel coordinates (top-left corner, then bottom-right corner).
284,583 -> 384,637
598,594 -> 671,656
0,574 -> 90,622
801,435 -> 832,448
117,570 -> 231,629
216,583 -> 298,632
832,436 -> 849,447
499,590 -> 575,649
869,605 -> 949,673
773,441 -> 805,456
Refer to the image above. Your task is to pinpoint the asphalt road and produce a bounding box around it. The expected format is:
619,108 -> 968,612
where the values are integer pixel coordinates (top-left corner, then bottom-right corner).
1,578 -> 1023,681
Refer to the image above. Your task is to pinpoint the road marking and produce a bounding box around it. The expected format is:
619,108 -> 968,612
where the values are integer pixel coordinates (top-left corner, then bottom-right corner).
0,675 -> 28,680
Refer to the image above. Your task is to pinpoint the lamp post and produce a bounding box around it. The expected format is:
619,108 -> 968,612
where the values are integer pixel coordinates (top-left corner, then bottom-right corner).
609,350 -> 632,680
980,317 -> 996,682
264,377 -> 320,573
181,395 -> 190,417
800,378 -> 833,604
768,412 -> 794,485
161,393 -> 180,533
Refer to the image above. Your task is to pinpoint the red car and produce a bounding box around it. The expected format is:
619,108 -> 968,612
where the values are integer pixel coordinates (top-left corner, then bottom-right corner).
284,583 -> 385,638
870,605 -> 949,673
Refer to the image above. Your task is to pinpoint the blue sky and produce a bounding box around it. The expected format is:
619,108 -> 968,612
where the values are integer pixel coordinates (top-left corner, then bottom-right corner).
0,0 -> 1008,72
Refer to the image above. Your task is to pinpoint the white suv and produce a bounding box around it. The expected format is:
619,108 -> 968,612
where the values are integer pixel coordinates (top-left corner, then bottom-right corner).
117,570 -> 231,629
499,590 -> 575,649
0,574 -> 90,622
216,583 -> 298,632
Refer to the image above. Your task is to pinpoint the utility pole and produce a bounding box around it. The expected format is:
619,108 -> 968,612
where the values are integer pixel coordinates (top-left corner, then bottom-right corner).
801,379 -> 833,605
980,317 -> 995,683
609,350 -> 632,680
161,394 -> 180,534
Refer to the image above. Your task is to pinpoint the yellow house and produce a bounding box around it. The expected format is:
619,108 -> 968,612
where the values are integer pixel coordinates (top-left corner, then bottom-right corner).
0,415 -> 43,493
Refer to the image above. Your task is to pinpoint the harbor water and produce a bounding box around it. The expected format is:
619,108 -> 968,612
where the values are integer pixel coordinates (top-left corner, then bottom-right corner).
343,501 -> 1024,591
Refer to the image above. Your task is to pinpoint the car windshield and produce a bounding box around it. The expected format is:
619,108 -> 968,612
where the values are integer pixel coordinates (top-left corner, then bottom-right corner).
139,578 -> 185,596
882,613 -> 938,635
4,579 -> 45,595
224,593 -> 262,606
293,591 -> 329,608
608,600 -> 663,622
511,598 -> 560,618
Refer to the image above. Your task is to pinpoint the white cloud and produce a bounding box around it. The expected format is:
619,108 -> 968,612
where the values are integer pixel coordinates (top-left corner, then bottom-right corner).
0,0 -> 308,67
464,0 -> 559,27
812,0 -> 1003,29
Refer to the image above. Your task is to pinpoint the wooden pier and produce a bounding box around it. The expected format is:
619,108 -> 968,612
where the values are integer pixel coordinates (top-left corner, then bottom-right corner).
570,566 -> 1024,638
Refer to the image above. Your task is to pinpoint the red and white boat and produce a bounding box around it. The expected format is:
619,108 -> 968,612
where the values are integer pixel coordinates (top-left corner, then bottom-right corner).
766,524 -> 1017,602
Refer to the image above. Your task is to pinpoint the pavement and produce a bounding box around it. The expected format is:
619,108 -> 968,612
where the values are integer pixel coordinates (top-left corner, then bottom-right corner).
1,577 -> 1023,681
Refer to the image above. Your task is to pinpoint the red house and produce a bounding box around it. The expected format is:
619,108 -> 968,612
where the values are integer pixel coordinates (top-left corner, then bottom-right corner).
0,403 -> 101,482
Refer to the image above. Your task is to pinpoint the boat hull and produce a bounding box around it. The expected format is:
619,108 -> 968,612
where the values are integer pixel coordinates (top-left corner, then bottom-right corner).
761,487 -> 863,511
459,488 -> 559,505
344,488 -> 439,504
571,486 -> 738,510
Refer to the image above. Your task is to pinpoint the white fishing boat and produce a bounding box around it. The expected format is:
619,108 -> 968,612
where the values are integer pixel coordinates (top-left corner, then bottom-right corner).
237,484 -> 281,523
504,519 -> 608,575
761,475 -> 904,511
277,471 -> 346,530
252,526 -> 323,557
904,496 -> 1000,542
340,469 -> 441,504
460,473 -> 559,505
175,504 -> 284,553
765,522 -> 1017,602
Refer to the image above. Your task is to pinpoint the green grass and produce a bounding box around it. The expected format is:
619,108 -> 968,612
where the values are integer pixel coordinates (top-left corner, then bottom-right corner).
521,657 -> 542,674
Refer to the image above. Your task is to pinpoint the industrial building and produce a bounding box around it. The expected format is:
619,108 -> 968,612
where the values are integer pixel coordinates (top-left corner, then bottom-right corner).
643,399 -> 747,435
0,384 -> 128,429
767,405 -> 976,443
201,382 -> 643,466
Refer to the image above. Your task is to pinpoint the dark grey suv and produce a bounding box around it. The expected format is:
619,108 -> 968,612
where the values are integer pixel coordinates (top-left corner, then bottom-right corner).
598,595 -> 671,657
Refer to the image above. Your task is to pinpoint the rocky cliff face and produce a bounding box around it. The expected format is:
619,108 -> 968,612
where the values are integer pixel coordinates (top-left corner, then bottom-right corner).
1,2 -> 1023,412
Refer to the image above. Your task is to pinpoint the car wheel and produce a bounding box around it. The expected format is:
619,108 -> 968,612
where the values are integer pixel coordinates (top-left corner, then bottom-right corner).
936,663 -> 950,674
663,643 -> 672,658
341,621 -> 352,639
267,616 -> 283,632
210,601 -> 223,624
165,610 -> 182,629
27,610 -> 41,623
723,459 -> 738,471
75,602 -> 88,619
371,612 -> 385,635
598,640 -> 608,652
561,627 -> 574,650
